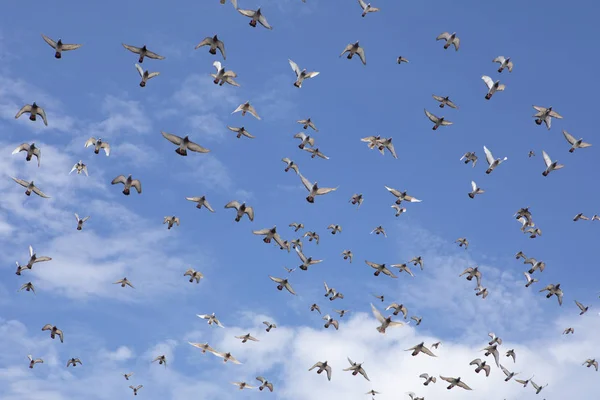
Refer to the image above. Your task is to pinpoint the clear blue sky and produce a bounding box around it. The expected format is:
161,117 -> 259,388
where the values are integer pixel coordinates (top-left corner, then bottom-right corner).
0,0 -> 599,399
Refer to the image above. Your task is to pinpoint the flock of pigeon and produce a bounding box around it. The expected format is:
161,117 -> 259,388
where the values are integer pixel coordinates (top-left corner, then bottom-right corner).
8,0 -> 598,398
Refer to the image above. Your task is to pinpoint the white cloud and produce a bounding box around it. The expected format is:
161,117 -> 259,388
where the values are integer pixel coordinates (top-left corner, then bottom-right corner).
86,95 -> 152,140
103,346 -> 134,362
1,308 -> 598,400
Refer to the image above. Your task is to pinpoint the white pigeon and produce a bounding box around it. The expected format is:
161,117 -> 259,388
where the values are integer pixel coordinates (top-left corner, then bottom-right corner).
492,56 -> 513,73
541,150 -> 564,177
358,0 -> 380,17
211,61 -> 240,87
562,130 -> 591,153
483,146 -> 507,174
468,181 -> 484,199
135,63 -> 160,87
69,160 -> 88,176
288,59 -> 319,88
481,75 -> 505,100
436,32 -> 460,50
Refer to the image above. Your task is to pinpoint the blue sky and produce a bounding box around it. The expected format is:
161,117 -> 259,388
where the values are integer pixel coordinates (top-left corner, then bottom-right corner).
1,0 -> 599,399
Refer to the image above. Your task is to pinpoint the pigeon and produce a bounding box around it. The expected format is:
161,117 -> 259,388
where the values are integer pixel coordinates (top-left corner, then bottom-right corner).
41,324 -> 64,343
232,101 -> 261,119
397,56 -> 409,64
288,59 -> 319,88
358,0 -> 380,17
213,351 -> 241,364
523,272 -> 538,287
253,226 -> 286,248
111,175 -> 142,195
12,142 -> 41,166
562,130 -> 592,153
297,118 -> 318,131
469,358 -> 491,377
483,145 -> 507,174
15,103 -> 48,126
575,300 -> 590,315
129,385 -> 143,396
439,376 -> 472,390
365,261 -> 397,278
184,268 -> 203,283
322,314 -> 339,330
419,373 -> 436,386
28,355 -> 43,369
468,180 -> 484,198
533,105 -> 562,129
66,358 -> 83,367
84,137 -> 110,156
406,342 -> 437,357
185,196 -> 215,212
282,158 -> 300,174
386,303 -> 408,318
459,266 -> 482,287
309,361 -> 332,381
161,131 -> 210,155
195,35 -> 226,59
530,381 -> 548,395
506,349 -> 516,362
455,237 -> 469,249
492,56 -> 513,73
299,173 -> 337,203
152,355 -> 167,367
327,224 -> 342,235
224,201 -> 254,222
384,186 -> 422,205
340,41 -> 366,65
424,109 -> 452,130
433,95 -> 459,109
391,205 -> 407,217
188,342 -> 217,354
436,32 -> 460,50
294,247 -> 323,271
263,321 -> 276,332
19,282 -> 36,294
343,357 -> 370,381
583,359 -> 599,371
41,34 -> 82,58
122,43 -> 165,63
237,7 -> 272,29
163,216 -> 180,230
196,313 -> 224,327
269,276 -> 296,295
294,132 -> 315,149
481,75 -> 506,100
74,214 -> 90,230
135,63 -> 160,87
211,61 -> 239,86
11,178 -> 50,198
349,193 -> 364,207
371,303 -> 405,333
541,150 -> 564,176
69,160 -> 88,176
235,333 -> 259,343
227,126 -> 254,139
256,376 -> 274,392
500,364 -> 518,381
113,278 -> 134,288
540,283 -> 564,305
459,152 -> 477,167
